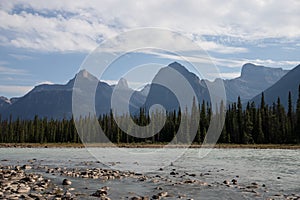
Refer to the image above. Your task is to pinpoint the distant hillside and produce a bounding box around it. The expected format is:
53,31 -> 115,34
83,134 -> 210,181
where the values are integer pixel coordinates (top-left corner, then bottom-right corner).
0,96 -> 11,112
142,62 -> 210,112
0,62 -> 296,120
224,63 -> 288,103
251,64 -> 300,108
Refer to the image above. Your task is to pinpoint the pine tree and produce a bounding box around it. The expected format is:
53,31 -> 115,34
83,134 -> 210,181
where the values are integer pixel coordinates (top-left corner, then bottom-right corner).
243,108 -> 254,144
200,101 -> 207,143
296,84 -> 300,142
287,91 -> 294,142
256,110 -> 264,144
277,97 -> 287,143
237,96 -> 243,143
260,92 -> 268,142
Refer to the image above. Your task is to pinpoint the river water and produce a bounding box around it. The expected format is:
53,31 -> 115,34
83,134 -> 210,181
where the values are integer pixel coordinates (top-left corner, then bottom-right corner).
0,148 -> 299,199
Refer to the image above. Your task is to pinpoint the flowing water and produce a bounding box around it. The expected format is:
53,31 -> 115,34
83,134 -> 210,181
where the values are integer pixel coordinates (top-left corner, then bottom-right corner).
1,148 -> 299,199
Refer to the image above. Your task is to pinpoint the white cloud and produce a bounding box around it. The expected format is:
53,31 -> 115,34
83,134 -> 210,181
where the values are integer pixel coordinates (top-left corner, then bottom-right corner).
36,81 -> 54,85
244,59 -> 300,69
0,66 -> 27,75
101,79 -> 147,90
0,0 -> 299,53
0,81 -> 54,98
196,40 -> 248,54
219,72 -> 241,79
9,54 -> 34,60
0,85 -> 33,97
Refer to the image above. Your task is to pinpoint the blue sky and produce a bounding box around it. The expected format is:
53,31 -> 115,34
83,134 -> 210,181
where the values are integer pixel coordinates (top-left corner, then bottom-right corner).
0,0 -> 299,98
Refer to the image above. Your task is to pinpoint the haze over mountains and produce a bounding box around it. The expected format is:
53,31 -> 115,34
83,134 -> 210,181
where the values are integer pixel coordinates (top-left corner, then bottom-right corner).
0,62 -> 298,120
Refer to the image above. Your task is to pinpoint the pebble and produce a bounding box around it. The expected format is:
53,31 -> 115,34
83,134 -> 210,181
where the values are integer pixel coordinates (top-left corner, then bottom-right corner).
223,180 -> 230,185
62,179 -> 72,185
22,165 -> 32,170
232,179 -> 238,185
170,171 -> 176,175
1,163 -> 298,200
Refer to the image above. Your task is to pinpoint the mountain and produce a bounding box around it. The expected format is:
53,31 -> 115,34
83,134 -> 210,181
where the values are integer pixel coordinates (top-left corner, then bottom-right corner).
0,70 -> 145,120
0,72 -> 78,120
0,62 -> 292,120
0,96 -> 11,112
109,78 -> 147,115
250,64 -> 300,108
224,63 -> 288,103
142,62 -> 211,112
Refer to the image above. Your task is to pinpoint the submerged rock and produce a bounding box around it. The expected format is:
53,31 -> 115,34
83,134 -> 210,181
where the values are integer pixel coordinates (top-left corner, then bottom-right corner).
62,179 -> 72,185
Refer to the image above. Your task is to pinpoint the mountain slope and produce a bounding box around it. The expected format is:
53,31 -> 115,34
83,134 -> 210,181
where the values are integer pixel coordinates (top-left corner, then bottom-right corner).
142,62 -> 211,112
250,64 -> 300,108
0,62 -> 293,120
0,96 -> 11,112
1,70 -> 145,120
224,63 -> 288,102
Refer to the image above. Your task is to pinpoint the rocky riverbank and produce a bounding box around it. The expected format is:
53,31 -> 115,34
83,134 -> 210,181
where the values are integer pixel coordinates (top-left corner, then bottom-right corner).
1,143 -> 300,149
1,160 -> 300,200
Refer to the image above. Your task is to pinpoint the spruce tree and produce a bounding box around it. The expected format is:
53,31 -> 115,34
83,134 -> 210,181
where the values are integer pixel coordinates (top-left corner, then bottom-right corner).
200,101 -> 207,143
296,84 -> 300,142
287,91 -> 293,142
256,110 -> 264,144
237,96 -> 243,143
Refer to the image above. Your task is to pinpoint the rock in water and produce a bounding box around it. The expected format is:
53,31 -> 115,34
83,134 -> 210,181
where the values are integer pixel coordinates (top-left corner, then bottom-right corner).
62,179 -> 72,185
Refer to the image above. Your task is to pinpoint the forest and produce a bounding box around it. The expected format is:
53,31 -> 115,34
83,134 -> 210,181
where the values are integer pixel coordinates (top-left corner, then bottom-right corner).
0,85 -> 300,144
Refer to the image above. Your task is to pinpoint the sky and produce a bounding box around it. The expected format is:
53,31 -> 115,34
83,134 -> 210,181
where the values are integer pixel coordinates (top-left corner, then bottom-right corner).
0,0 -> 300,98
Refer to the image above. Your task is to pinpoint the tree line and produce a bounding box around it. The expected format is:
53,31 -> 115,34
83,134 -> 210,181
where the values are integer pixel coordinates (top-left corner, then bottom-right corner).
0,85 -> 300,144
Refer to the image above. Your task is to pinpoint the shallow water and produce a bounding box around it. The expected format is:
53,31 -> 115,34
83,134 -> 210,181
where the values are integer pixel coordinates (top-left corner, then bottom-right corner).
1,148 -> 299,199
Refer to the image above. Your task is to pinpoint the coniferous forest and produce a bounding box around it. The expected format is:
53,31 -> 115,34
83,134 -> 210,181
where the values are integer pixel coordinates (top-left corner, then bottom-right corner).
1,85 -> 300,144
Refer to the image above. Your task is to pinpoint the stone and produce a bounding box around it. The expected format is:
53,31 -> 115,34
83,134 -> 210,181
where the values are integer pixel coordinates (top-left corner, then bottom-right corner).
92,189 -> 108,197
246,185 -> 259,189
170,171 -> 176,175
64,191 -> 72,198
131,196 -> 142,200
62,179 -> 72,185
22,165 -> 32,170
101,186 -> 110,191
17,186 -> 31,193
152,194 -> 160,199
158,192 -> 168,197
231,179 -> 238,185
223,180 -> 230,185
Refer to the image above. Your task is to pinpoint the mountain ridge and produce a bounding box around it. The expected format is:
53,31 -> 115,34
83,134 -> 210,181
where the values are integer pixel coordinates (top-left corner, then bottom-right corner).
250,64 -> 300,108
0,62 -> 295,119
224,63 -> 288,102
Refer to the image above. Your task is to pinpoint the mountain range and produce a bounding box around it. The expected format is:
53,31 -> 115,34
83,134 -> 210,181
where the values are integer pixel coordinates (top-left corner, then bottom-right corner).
0,62 -> 298,120
224,63 -> 288,102
251,64 -> 300,108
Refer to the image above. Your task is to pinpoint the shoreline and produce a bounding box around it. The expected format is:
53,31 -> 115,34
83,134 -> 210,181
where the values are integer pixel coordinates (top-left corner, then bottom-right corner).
1,143 -> 300,149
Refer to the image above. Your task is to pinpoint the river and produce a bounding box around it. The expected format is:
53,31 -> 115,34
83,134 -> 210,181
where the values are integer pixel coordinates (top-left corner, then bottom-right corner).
1,148 -> 299,199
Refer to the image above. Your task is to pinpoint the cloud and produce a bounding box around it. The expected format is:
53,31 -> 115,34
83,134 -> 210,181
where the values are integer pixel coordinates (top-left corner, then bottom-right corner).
36,81 -> 54,85
0,66 -> 27,75
8,54 -> 34,60
101,79 -> 147,90
0,9 -> 117,52
0,81 -> 54,98
0,85 -> 33,97
243,59 -> 300,69
219,72 -> 241,79
196,40 -> 248,54
0,1 -> 299,53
